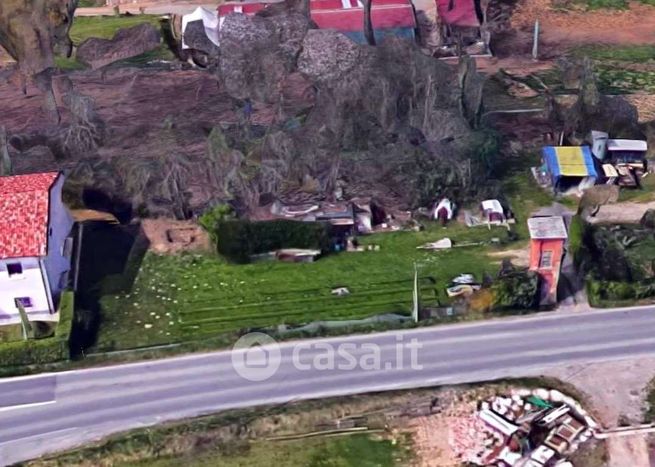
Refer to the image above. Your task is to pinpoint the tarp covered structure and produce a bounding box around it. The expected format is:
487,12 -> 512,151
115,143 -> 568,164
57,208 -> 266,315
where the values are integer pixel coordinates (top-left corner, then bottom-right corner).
181,6 -> 220,49
542,146 -> 598,191
436,0 -> 480,27
310,0 -> 417,44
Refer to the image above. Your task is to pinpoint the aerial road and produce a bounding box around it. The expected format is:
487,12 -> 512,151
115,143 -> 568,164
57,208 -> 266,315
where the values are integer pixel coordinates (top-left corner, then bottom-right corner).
2,306 -> 655,464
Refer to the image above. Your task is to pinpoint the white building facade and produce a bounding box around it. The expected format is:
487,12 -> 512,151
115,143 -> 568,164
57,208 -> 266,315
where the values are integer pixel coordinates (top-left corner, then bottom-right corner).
0,173 -> 74,324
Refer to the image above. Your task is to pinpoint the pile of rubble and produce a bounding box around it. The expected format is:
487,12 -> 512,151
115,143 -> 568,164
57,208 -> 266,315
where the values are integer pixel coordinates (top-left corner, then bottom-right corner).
450,388 -> 597,467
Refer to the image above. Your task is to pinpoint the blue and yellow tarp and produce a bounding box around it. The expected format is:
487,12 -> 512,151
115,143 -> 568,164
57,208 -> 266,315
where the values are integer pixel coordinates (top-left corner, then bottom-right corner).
542,146 -> 598,180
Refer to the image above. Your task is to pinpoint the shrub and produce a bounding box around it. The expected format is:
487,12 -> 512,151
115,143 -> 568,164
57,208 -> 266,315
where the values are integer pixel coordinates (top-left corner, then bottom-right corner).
491,270 -> 539,311
199,204 -> 235,244
568,214 -> 587,268
0,290 -> 74,368
216,219 -> 332,263
586,0 -> 628,9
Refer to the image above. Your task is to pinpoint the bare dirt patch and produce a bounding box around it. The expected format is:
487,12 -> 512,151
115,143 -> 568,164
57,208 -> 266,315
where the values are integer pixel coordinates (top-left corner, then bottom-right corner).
587,201 -> 655,224
512,0 -> 655,48
544,357 -> 655,467
141,218 -> 211,254
625,94 -> 655,123
488,246 -> 530,268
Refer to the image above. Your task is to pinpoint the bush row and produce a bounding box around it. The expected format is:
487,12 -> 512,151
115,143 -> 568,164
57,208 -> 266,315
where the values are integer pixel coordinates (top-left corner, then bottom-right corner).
216,219 -> 332,263
0,290 -> 74,368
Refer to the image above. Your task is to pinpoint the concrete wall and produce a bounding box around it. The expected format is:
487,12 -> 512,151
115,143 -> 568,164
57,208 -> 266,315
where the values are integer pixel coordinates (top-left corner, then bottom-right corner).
0,257 -> 50,319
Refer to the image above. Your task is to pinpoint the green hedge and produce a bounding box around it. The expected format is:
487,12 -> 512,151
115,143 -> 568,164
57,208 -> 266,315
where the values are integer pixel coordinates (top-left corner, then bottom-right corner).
0,290 -> 74,368
216,219 -> 332,263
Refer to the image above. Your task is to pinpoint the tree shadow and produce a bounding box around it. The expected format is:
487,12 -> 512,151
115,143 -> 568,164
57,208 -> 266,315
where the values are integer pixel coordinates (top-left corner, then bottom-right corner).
69,221 -> 150,357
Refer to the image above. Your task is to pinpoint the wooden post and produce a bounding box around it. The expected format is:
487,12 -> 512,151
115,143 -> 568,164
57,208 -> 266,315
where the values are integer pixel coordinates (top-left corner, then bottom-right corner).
532,20 -> 540,60
412,263 -> 419,323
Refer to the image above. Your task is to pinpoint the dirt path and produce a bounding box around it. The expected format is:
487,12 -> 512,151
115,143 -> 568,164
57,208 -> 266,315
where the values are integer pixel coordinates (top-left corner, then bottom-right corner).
587,201 -> 655,225
545,358 -> 655,467
512,0 -> 655,48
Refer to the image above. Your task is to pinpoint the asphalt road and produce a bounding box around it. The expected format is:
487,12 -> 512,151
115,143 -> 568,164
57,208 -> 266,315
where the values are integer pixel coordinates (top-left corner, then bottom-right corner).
2,306 -> 655,464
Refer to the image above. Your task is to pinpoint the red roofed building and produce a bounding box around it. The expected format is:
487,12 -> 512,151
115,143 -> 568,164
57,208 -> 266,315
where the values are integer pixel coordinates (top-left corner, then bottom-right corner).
0,172 -> 74,323
528,216 -> 568,307
310,0 -> 417,43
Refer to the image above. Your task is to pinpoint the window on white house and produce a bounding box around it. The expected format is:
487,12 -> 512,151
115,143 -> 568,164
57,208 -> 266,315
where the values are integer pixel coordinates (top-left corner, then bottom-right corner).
7,263 -> 22,277
14,297 -> 33,308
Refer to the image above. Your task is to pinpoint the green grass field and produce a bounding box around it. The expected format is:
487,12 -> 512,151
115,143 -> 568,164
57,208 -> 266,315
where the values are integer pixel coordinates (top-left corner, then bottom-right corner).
142,435 -> 404,467
92,222 -> 506,352
69,15 -> 163,46
56,15 -> 172,71
83,147 -> 556,354
568,44 -> 655,94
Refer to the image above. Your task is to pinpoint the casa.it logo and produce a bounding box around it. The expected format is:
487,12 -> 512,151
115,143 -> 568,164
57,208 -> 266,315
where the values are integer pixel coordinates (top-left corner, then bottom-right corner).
231,332 -> 282,382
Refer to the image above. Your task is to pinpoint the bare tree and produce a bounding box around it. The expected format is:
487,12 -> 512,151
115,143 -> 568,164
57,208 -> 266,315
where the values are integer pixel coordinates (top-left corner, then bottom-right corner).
363,0 -> 376,46
0,126 -> 12,176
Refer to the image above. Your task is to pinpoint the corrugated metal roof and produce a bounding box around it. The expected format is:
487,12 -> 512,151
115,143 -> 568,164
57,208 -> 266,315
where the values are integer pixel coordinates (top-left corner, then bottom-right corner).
543,146 -> 598,179
527,216 -> 568,240
606,139 -> 647,152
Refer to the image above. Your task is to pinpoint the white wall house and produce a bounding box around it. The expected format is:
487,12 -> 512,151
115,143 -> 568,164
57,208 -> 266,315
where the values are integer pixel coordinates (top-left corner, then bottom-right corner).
0,172 -> 74,324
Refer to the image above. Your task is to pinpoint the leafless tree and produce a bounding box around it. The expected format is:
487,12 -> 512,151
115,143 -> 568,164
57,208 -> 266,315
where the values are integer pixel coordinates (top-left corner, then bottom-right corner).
363,0 -> 376,46
0,126 -> 12,176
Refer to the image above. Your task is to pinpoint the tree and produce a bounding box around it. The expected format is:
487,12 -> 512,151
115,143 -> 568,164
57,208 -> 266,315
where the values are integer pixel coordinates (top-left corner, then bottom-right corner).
363,0 -> 376,46
0,126 -> 12,176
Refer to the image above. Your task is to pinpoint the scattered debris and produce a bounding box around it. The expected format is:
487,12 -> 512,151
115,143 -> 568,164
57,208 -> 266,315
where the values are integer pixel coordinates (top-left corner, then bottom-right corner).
331,287 -> 350,296
450,388 -> 597,466
463,199 -> 515,230
446,273 -> 481,298
417,238 -> 452,250
452,273 -> 476,285
275,248 -> 321,263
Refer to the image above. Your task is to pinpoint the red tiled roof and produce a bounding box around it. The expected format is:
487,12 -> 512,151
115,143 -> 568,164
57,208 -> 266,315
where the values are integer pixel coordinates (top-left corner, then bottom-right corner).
0,172 -> 60,259
310,0 -> 417,32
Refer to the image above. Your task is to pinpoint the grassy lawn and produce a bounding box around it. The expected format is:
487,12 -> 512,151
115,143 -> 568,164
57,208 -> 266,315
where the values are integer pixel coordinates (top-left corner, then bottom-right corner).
55,15 -> 172,71
92,222 -> 506,352
573,44 -> 655,62
0,324 -> 24,343
69,15 -> 163,46
568,44 -> 655,94
142,436 -> 404,467
618,175 -> 655,202
80,147 -> 560,354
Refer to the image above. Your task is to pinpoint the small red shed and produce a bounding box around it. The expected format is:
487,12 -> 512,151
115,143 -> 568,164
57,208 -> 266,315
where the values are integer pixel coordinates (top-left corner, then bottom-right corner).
527,216 -> 568,307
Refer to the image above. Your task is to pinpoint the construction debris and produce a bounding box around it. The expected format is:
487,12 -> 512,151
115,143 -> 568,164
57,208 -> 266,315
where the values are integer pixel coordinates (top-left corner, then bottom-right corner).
450,388 -> 597,466
417,238 -> 452,250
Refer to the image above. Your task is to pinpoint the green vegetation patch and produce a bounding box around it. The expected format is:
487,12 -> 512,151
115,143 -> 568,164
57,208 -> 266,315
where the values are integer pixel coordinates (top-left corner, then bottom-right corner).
92,222 -> 506,353
144,435 -> 404,467
585,0 -> 628,10
581,223 -> 655,306
216,219 -> 332,263
595,67 -> 655,94
573,44 -> 655,62
0,290 -> 74,369
69,15 -> 163,46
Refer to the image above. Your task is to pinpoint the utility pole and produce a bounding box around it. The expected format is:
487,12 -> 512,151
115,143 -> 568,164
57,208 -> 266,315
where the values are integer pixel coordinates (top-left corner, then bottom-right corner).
532,20 -> 540,61
412,262 -> 419,323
